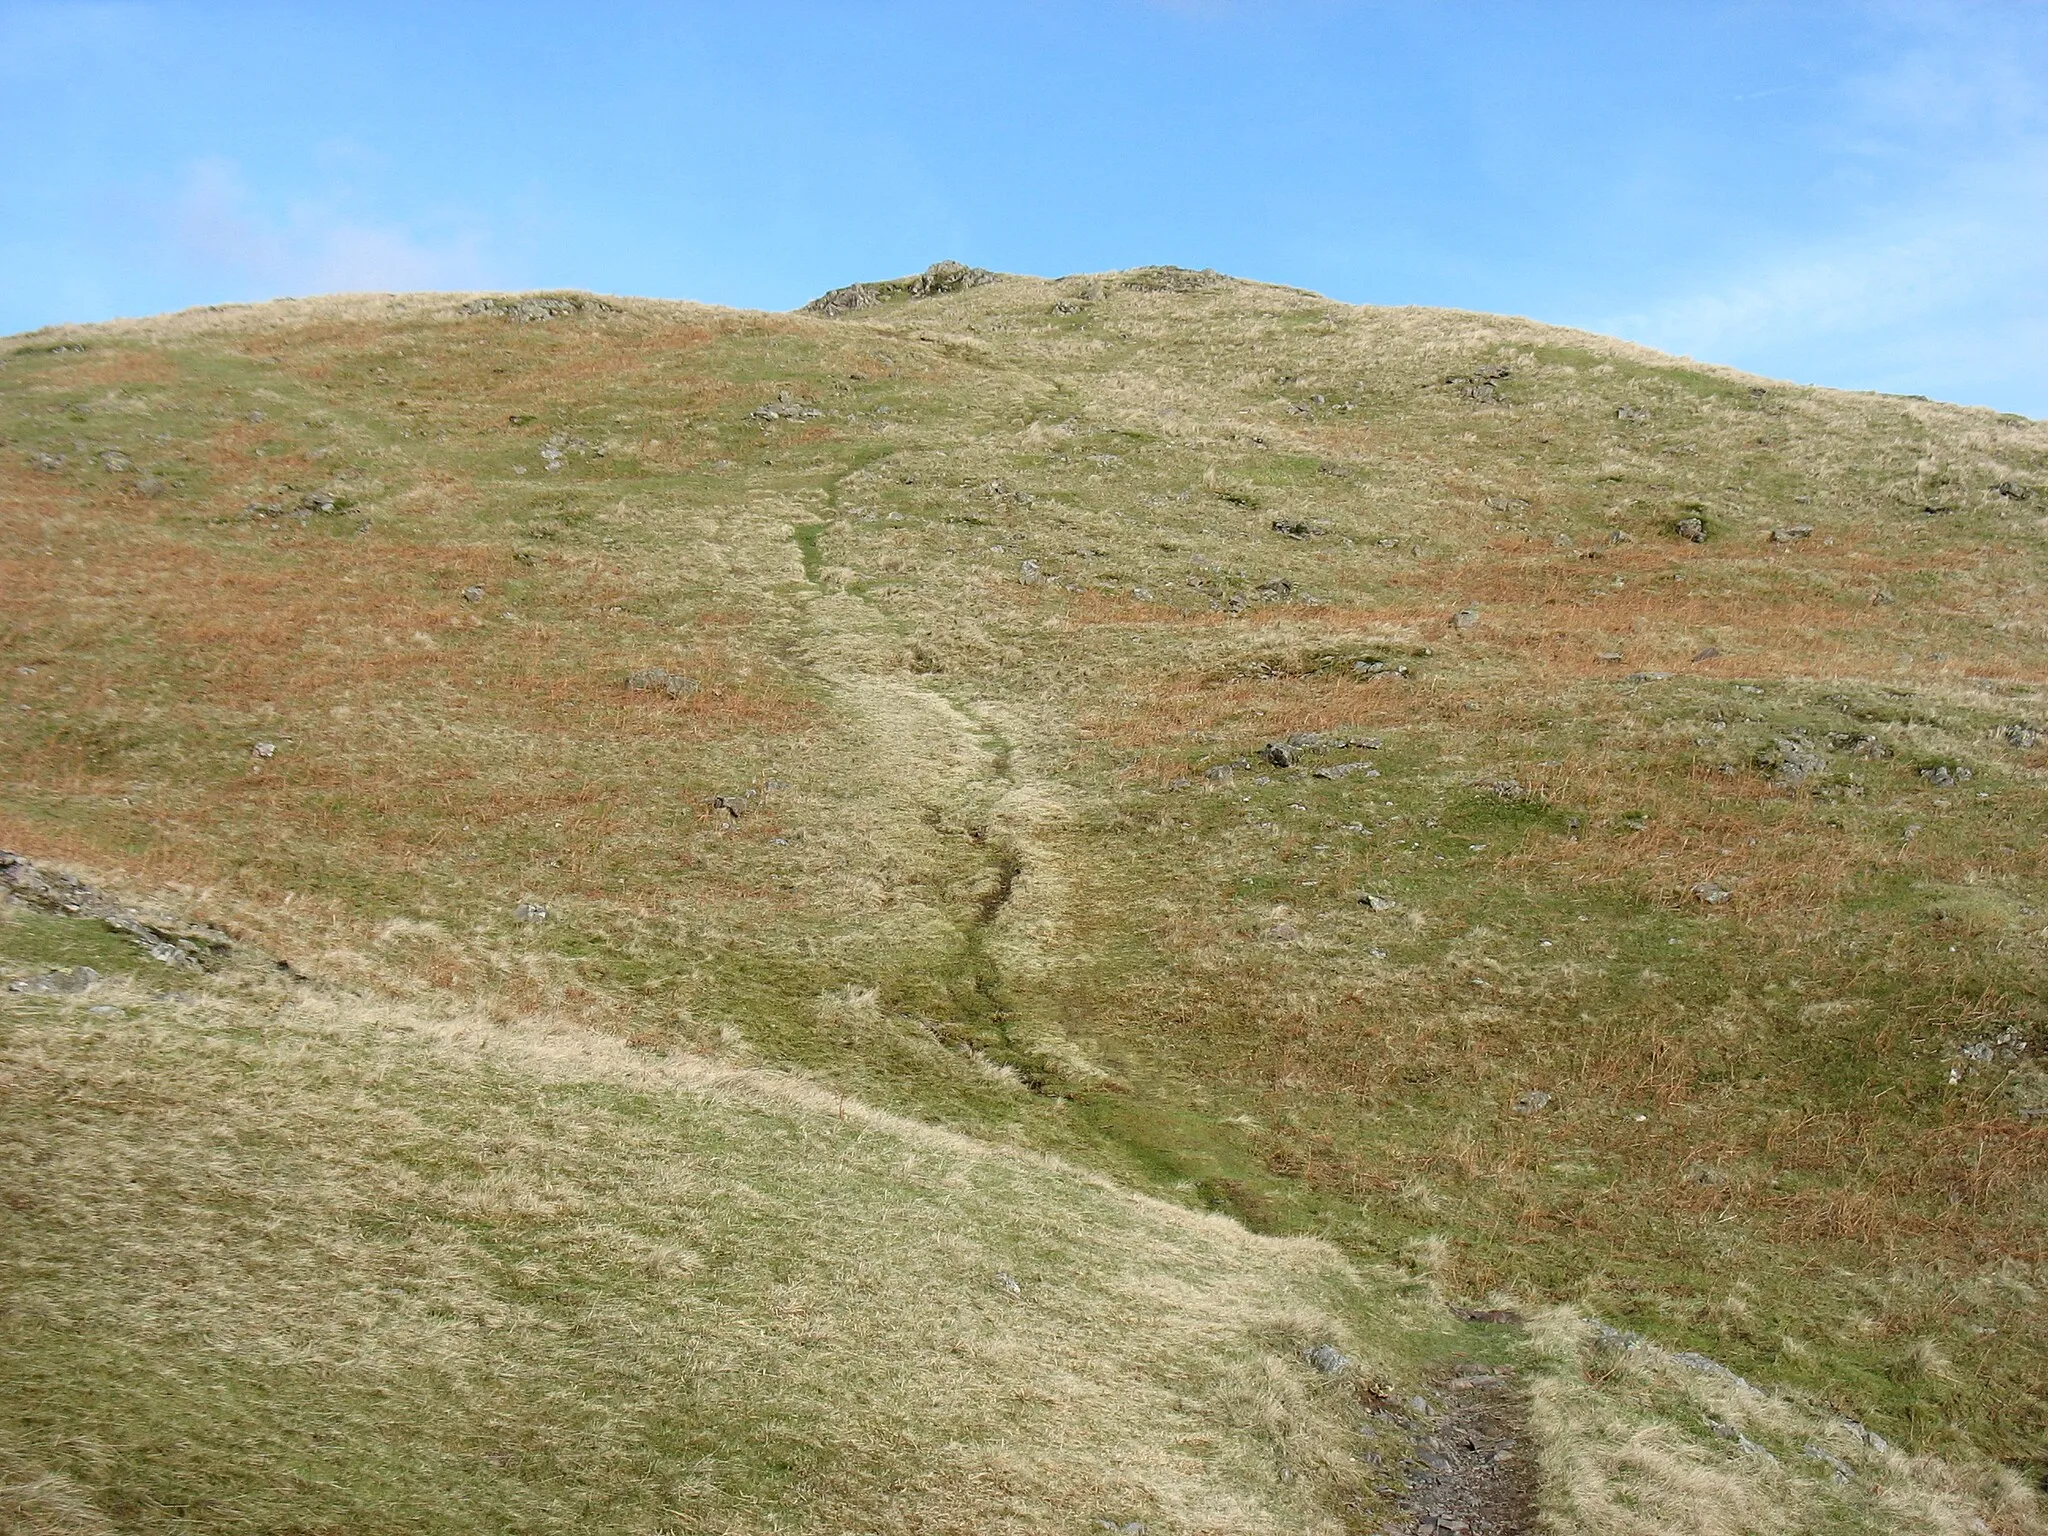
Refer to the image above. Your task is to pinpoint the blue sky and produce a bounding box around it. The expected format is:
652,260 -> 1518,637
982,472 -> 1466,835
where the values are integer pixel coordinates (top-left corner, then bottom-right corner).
5,2 -> 2045,415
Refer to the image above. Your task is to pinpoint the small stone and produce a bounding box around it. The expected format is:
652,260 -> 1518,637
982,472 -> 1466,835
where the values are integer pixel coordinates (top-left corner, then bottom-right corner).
1203,765 -> 1236,784
1358,893 -> 1397,912
1263,741 -> 1298,768
1589,1320 -> 1645,1351
1625,671 -> 1672,683
252,741 -> 276,759
1919,764 -> 1972,787
462,585 -> 485,603
1671,1350 -> 1762,1395
1675,516 -> 1707,543
1755,736 -> 1826,786
1265,921 -> 1301,942
1019,558 -> 1042,585
1691,646 -> 1721,661
1512,1089 -> 1551,1114
1616,405 -> 1651,423
1996,723 -> 2042,749
1354,657 -> 1409,678
1768,525 -> 1814,542
748,391 -> 823,423
1994,481 -> 2032,501
995,1271 -> 1022,1297
1704,1416 -> 1775,1459
1803,1443 -> 1855,1484
1838,1418 -> 1891,1454
1314,761 -> 1374,780
1953,1028 -> 2028,1068
1451,608 -> 1478,630
97,448 -> 133,472
712,795 -> 744,821
8,966 -> 101,995
1833,733 -> 1889,760
32,452 -> 64,471
625,667 -> 699,698
1453,1307 -> 1525,1325
1690,880 -> 1731,904
513,902 -> 548,922
1304,1343 -> 1352,1375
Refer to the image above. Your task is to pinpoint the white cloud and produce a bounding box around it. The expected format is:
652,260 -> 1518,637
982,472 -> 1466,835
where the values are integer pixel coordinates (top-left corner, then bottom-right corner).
167,156 -> 490,296
1605,163 -> 2045,346
1593,22 -> 2048,415
1595,187 -> 2048,413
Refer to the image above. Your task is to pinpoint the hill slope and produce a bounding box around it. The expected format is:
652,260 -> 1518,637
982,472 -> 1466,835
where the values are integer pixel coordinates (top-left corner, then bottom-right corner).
3,264 -> 2045,1531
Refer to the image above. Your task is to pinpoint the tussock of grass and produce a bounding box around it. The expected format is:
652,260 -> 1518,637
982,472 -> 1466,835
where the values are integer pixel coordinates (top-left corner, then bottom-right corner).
1526,1310 -> 2036,1535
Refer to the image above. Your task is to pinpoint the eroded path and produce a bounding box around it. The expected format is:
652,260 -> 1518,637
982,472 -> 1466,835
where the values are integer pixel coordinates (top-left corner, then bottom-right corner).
784,503 -> 1085,1090
1383,1365 -> 1538,1536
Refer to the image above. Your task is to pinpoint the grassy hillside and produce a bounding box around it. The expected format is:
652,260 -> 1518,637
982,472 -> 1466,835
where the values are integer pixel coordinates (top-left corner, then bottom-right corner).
0,903 -> 2025,1536
3,264 -> 2045,1530
0,901 -> 1430,1535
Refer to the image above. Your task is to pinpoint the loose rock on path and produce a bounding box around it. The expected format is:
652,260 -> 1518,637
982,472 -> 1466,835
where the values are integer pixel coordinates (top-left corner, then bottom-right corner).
1378,1363 -> 1537,1536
